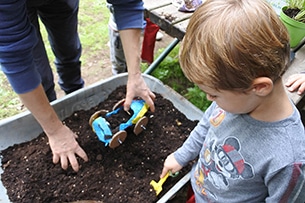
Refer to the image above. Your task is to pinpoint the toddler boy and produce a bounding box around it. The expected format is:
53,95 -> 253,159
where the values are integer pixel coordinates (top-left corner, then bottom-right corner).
160,0 -> 305,202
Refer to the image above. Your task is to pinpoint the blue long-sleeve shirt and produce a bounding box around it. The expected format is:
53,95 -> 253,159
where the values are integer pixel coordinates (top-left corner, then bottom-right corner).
0,0 -> 41,94
0,0 -> 144,94
107,0 -> 144,30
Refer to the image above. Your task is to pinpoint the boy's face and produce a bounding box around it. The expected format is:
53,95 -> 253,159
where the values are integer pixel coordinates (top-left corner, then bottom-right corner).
197,84 -> 261,114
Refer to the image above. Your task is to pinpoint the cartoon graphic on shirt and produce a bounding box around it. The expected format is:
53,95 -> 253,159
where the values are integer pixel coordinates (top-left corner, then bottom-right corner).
195,136 -> 254,200
210,106 -> 225,127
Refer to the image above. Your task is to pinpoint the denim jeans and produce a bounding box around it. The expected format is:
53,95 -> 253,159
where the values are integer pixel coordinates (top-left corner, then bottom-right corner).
26,0 -> 84,101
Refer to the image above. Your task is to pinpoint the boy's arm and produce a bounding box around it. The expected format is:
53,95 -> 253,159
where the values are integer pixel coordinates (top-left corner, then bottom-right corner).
160,115 -> 210,178
173,102 -> 216,167
266,163 -> 305,202
173,116 -> 209,166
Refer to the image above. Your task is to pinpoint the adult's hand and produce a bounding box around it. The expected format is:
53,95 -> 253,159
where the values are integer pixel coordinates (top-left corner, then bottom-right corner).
19,84 -> 88,172
285,73 -> 305,95
119,28 -> 156,112
47,124 -> 88,172
125,72 -> 156,112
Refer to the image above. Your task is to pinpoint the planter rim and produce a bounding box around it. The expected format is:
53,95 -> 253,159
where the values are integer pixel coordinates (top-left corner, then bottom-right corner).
280,6 -> 305,28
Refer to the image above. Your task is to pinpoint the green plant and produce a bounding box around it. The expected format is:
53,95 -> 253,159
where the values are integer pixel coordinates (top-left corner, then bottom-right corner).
295,9 -> 305,21
150,47 -> 192,95
185,86 -> 212,111
146,45 -> 210,112
287,0 -> 305,9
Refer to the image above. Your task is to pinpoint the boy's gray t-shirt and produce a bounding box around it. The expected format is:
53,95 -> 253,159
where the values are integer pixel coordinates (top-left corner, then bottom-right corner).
174,102 -> 305,202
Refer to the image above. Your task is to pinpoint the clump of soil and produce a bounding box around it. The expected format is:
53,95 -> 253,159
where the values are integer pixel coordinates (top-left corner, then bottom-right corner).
1,86 -> 198,203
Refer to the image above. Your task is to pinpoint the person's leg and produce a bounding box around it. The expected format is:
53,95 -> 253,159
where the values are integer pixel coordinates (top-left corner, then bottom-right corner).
38,0 -> 84,94
26,2 -> 57,102
108,12 -> 127,75
109,27 -> 128,75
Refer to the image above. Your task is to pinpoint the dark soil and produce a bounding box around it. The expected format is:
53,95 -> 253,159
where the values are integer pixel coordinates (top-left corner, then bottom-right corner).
284,8 -> 300,18
1,86 -> 197,203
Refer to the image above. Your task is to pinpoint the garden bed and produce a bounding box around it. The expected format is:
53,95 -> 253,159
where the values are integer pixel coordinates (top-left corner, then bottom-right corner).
0,74 -> 203,203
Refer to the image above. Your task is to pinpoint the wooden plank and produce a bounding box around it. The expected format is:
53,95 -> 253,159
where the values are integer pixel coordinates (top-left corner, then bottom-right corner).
143,0 -> 172,10
172,19 -> 189,35
144,0 -> 191,40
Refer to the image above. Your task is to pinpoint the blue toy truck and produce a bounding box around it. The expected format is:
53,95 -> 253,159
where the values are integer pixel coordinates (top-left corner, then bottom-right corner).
89,99 -> 150,148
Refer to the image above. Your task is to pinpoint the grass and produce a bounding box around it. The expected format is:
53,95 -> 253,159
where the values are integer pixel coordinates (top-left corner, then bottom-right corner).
0,76 -> 21,118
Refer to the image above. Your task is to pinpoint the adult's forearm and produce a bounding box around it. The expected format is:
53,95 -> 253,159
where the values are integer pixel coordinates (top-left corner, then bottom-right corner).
19,84 -> 89,172
119,28 -> 156,112
18,84 -> 63,136
119,29 -> 142,75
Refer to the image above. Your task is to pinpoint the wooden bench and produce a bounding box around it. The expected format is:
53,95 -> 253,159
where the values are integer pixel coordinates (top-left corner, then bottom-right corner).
143,0 -> 305,110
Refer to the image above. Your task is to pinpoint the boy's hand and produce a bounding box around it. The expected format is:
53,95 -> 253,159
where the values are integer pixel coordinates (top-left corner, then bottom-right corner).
160,153 -> 183,178
285,73 -> 305,95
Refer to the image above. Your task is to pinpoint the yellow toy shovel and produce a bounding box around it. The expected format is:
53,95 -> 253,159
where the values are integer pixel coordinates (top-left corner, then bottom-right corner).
150,171 -> 178,196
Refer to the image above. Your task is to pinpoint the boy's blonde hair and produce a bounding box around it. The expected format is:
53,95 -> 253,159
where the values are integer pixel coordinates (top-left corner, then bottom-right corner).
179,0 -> 290,91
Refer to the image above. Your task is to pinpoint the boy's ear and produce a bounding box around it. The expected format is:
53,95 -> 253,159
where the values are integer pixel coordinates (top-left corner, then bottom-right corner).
251,77 -> 273,96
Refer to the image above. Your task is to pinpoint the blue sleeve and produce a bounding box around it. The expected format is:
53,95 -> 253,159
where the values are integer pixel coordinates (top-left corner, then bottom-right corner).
107,0 -> 145,30
0,0 -> 41,94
